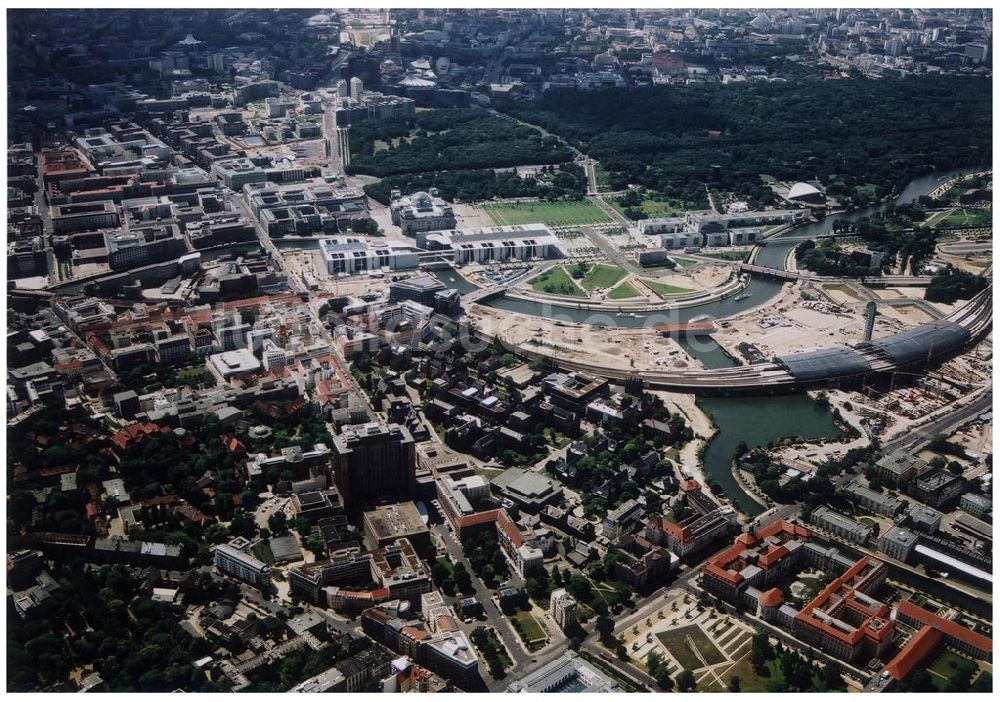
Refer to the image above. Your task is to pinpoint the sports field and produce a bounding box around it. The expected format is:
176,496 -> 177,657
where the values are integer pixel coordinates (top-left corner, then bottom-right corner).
483,200 -> 611,227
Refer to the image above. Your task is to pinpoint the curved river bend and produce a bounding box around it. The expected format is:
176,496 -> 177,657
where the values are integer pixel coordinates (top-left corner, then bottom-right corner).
466,166 -> 985,516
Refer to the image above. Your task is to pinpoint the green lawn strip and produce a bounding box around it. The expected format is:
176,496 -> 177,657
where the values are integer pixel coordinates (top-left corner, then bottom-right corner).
671,257 -> 700,269
530,266 -> 587,297
656,625 -> 726,671
701,250 -> 749,262
927,650 -> 975,690
594,164 -> 614,192
483,200 -> 611,227
607,281 -> 641,299
510,611 -> 547,648
643,279 -> 695,297
939,207 -> 992,228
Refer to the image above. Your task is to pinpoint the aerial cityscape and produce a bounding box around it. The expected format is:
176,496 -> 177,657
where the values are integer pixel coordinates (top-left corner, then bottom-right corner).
5,6 -> 994,695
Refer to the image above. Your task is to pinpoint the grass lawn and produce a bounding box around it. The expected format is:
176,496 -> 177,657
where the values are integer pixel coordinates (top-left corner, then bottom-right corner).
656,625 -> 727,671
530,266 -> 586,297
671,256 -> 700,269
594,164 -> 615,192
609,196 -> 687,220
511,611 -> 547,647
177,366 -> 213,386
701,250 -> 750,262
484,200 -> 611,227
608,281 -> 641,299
927,650 -> 975,690
713,656 -> 777,692
542,427 -> 571,448
644,279 -> 695,297
252,542 -> 275,565
936,207 -> 992,228
582,263 -> 627,291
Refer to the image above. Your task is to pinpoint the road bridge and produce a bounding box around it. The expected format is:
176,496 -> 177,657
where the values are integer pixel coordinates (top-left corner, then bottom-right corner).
737,263 -> 812,281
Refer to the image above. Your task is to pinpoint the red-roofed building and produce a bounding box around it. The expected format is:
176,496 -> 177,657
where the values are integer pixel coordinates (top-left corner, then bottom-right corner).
701,520 -> 810,600
792,556 -> 893,662
760,587 -> 783,609
884,623 -> 944,681
110,422 -> 164,458
894,601 -> 992,661
455,508 -> 542,577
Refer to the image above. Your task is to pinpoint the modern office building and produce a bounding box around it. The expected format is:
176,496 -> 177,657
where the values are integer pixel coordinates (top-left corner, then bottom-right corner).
154,333 -> 193,365
542,371 -> 609,413
334,92 -> 416,127
809,506 -> 874,545
363,502 -> 431,552
104,225 -> 187,271
908,469 -> 965,508
641,208 -> 809,246
212,157 -> 267,190
838,480 -> 906,517
603,499 -> 644,541
506,651 -> 620,693
214,541 -> 271,589
419,224 -> 565,264
388,274 -> 448,306
549,588 -> 578,631
332,422 -> 416,511
51,201 -> 120,233
320,237 -> 421,275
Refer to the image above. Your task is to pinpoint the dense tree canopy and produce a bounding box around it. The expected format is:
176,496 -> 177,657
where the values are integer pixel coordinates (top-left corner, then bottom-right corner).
346,108 -> 574,177
364,163 -> 586,205
497,75 -> 990,207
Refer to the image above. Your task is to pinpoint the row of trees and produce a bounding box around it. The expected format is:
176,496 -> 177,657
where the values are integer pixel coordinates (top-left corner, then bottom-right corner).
470,627 -> 510,680
750,630 -> 846,691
